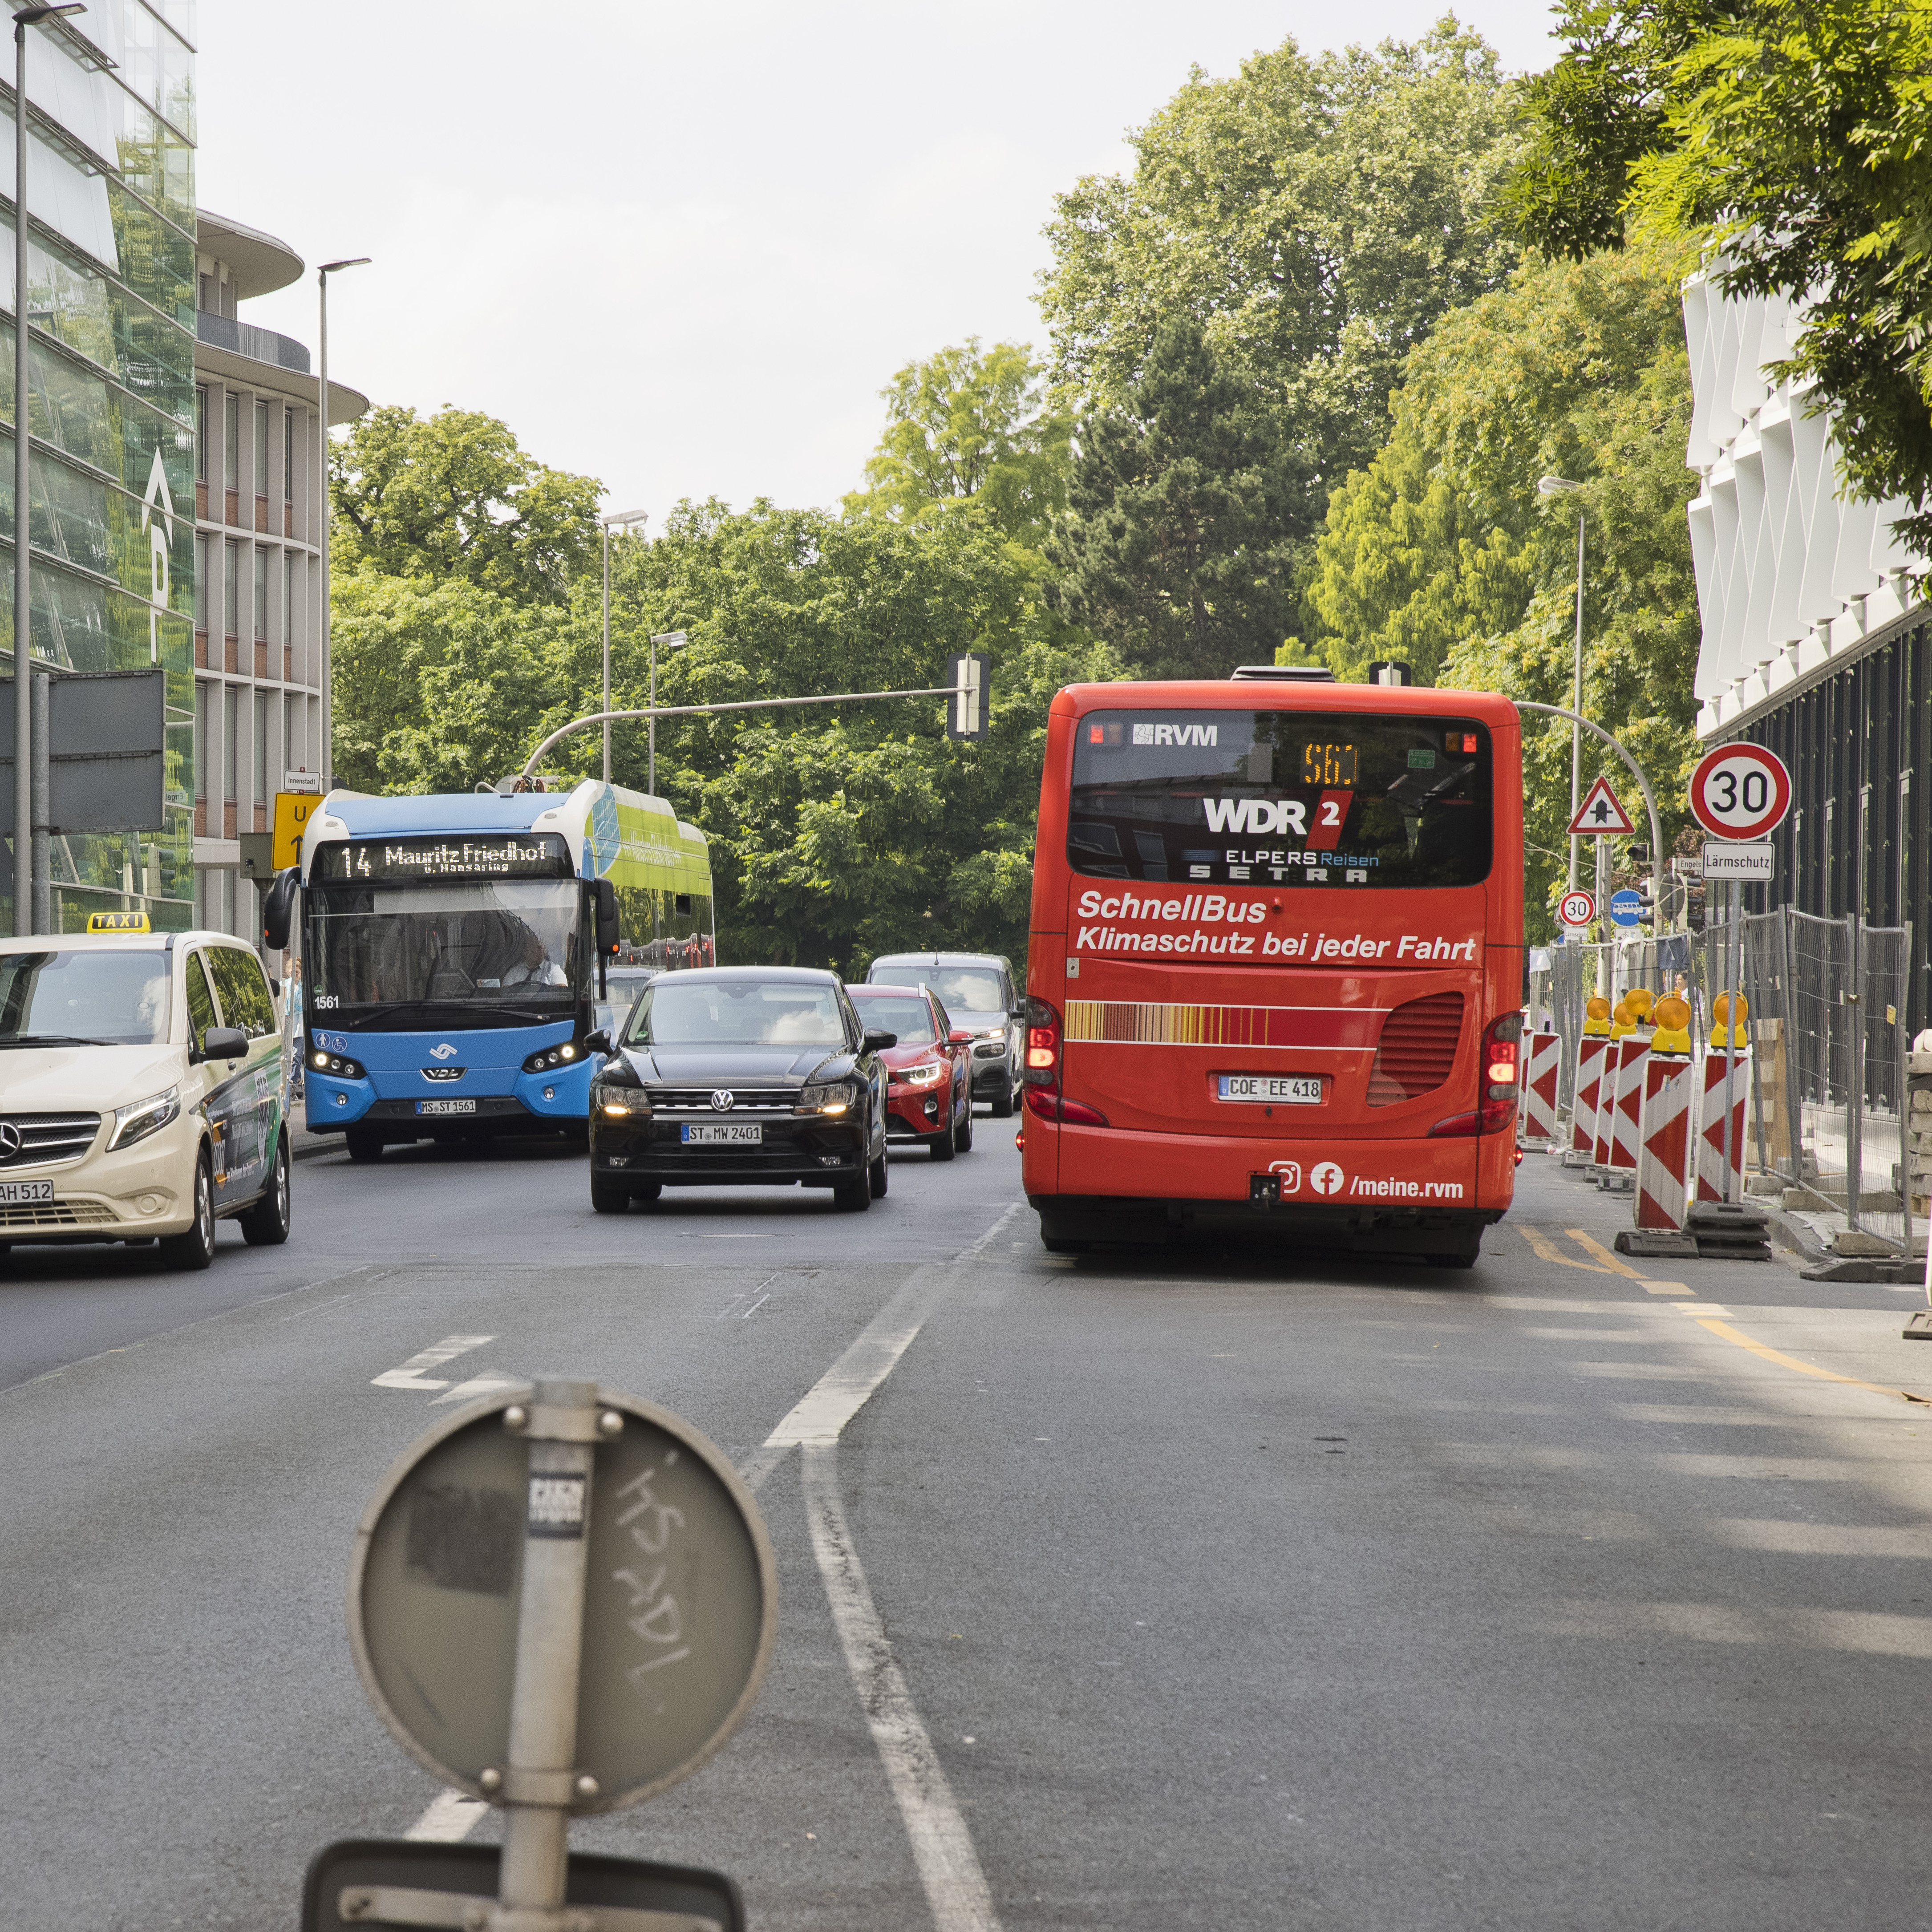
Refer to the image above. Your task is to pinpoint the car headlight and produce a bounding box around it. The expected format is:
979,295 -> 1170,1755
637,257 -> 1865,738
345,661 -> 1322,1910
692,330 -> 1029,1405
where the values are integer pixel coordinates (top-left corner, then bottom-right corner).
799,1081 -> 855,1114
899,1061 -> 946,1086
109,1085 -> 179,1151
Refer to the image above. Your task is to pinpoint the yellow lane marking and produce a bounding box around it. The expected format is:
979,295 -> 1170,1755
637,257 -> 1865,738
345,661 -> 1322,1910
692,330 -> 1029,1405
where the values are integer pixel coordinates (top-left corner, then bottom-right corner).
1639,1281 -> 1689,1295
1519,1225 -> 1616,1273
1565,1229 -> 1663,1282
1689,1317 -> 1932,1408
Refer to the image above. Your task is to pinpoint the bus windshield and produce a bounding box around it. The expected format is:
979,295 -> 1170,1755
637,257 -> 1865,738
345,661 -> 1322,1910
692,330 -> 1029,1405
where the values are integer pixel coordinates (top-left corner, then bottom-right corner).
1069,709 -> 1492,891
307,880 -> 584,1021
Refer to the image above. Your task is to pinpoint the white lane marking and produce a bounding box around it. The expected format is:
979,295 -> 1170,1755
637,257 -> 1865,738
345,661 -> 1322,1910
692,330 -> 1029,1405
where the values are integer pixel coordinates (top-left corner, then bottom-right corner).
371,1335 -> 495,1391
956,1198 -> 1025,1262
404,1788 -> 490,1842
433,1372 -> 523,1406
803,1444 -> 1001,1932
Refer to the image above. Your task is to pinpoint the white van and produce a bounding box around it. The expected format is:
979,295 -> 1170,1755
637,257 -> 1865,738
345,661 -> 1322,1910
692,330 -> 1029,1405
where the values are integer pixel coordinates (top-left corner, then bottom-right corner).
0,914 -> 291,1269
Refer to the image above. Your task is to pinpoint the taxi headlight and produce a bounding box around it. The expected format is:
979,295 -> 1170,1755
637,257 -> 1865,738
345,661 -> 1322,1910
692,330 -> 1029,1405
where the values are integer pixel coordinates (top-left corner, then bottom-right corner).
109,1085 -> 179,1151
900,1061 -> 946,1086
799,1081 -> 855,1114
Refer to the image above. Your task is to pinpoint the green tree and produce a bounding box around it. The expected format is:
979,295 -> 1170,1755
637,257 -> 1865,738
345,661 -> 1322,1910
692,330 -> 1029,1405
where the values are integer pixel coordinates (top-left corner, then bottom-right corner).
1508,0 -> 1932,554
1049,318 -> 1297,677
1037,17 -> 1523,531
331,405 -> 603,602
844,338 -> 1072,540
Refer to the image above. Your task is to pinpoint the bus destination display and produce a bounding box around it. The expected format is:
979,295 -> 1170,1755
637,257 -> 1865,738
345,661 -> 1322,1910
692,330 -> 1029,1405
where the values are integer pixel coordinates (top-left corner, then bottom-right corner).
313,835 -> 573,884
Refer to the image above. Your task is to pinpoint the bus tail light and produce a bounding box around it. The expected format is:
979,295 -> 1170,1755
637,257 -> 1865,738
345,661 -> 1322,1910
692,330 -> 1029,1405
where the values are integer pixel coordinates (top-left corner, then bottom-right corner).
1025,1090 -> 1110,1128
1025,998 -> 1060,1086
1429,1014 -> 1523,1137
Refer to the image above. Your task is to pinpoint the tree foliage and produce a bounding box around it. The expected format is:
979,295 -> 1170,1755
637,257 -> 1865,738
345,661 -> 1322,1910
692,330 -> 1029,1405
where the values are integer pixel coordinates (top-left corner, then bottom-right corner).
330,405 -> 603,602
844,338 -> 1072,541
1508,0 -> 1932,552
1037,18 -> 1523,533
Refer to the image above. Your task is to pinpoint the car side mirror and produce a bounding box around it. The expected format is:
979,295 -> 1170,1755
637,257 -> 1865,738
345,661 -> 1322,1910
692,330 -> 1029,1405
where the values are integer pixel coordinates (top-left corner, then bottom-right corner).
862,1029 -> 898,1052
583,1028 -> 612,1056
193,1025 -> 247,1066
948,1028 -> 974,1046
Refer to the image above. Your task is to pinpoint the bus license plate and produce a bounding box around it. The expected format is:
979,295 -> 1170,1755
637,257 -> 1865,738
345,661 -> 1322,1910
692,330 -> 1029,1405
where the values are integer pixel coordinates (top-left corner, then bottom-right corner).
1218,1075 -> 1322,1104
681,1124 -> 762,1145
0,1179 -> 53,1203
417,1099 -> 477,1116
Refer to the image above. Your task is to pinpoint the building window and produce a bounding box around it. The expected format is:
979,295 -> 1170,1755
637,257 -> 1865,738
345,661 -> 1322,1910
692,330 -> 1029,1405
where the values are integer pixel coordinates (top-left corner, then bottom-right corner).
253,547 -> 267,641
224,684 -> 238,803
223,540 -> 238,636
194,678 -> 210,800
198,272 -> 213,315
223,393 -> 239,495
282,549 -> 293,646
194,534 -> 209,632
253,399 -> 268,497
195,386 -> 208,481
284,695 -> 296,778
254,690 -> 269,805
284,405 -> 293,503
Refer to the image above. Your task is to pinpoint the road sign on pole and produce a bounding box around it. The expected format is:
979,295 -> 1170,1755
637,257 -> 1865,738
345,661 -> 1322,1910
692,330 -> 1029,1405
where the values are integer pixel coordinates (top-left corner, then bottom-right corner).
1608,887 -> 1644,927
1567,774 -> 1636,838
1558,888 -> 1597,928
1701,841 -> 1774,881
1688,742 -> 1791,842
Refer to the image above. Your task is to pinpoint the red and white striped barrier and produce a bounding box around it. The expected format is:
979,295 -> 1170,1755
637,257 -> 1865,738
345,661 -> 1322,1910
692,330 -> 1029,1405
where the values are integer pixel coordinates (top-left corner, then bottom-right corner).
1521,1031 -> 1561,1145
1573,1037 -> 1611,1161
1635,1052 -> 1698,1229
1696,1049 -> 1750,1202
1604,1035 -> 1650,1174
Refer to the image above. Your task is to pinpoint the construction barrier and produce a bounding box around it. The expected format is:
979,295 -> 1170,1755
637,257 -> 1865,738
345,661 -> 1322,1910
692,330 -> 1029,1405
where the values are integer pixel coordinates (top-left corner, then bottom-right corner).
1604,1034 -> 1651,1174
1696,1049 -> 1750,1203
1635,1053 -> 1698,1229
1522,1031 -> 1561,1145
1574,1037 -> 1612,1161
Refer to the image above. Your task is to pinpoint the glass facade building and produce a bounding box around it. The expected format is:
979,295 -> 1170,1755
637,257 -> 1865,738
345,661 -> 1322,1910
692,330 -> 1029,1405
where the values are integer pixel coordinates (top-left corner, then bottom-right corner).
1,1 -> 198,929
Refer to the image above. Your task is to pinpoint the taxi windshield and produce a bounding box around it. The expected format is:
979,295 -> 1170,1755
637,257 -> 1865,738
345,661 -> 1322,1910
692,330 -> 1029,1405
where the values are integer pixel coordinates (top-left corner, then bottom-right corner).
0,948 -> 171,1045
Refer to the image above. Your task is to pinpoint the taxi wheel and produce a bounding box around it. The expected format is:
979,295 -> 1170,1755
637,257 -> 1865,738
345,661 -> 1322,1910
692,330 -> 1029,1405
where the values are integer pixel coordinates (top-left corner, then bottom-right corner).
239,1134 -> 292,1246
158,1151 -> 215,1272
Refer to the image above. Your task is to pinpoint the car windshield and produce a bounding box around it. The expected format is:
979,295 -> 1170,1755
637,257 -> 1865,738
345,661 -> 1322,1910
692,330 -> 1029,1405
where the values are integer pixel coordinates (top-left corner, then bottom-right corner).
307,881 -> 583,1014
852,994 -> 937,1045
0,948 -> 171,1045
628,978 -> 847,1047
923,967 -> 1004,1013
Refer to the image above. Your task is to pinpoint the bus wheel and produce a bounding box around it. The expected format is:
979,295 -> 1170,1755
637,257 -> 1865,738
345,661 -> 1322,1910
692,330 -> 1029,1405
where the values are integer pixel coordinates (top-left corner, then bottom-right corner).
590,1176 -> 630,1215
345,1127 -> 384,1163
1427,1241 -> 1480,1269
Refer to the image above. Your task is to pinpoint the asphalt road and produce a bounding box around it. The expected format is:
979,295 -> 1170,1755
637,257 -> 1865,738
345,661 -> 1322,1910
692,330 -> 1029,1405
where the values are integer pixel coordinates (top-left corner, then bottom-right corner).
6,1122 -> 1932,1930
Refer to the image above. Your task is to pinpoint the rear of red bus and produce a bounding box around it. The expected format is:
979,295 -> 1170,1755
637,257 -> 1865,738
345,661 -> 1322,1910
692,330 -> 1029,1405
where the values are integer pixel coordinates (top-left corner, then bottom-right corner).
1021,673 -> 1524,1264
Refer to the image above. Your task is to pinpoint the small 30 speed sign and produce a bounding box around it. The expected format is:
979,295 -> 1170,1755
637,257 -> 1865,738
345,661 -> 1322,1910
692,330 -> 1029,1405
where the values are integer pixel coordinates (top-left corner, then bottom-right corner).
1688,742 -> 1791,842
1558,888 -> 1597,928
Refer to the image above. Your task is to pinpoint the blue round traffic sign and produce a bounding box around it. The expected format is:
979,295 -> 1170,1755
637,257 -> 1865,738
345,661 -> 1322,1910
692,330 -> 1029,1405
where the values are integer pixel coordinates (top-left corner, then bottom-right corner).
1608,888 -> 1644,928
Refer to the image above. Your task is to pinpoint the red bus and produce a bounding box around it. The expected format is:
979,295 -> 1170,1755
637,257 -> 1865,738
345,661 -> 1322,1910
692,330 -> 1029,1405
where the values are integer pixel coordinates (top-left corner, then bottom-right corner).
1020,668 -> 1523,1265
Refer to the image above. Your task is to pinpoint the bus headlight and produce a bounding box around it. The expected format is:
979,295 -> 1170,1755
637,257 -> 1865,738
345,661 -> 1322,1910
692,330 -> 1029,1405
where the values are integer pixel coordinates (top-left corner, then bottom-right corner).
524,1043 -> 583,1073
109,1085 -> 179,1150
311,1050 -> 366,1079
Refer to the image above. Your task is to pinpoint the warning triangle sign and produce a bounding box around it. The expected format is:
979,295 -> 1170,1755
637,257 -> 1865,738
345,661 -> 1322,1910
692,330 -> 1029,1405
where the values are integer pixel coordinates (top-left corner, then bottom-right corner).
1567,775 -> 1636,838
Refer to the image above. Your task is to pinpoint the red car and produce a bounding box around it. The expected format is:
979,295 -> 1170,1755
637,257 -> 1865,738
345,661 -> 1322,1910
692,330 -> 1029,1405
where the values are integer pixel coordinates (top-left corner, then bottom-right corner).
847,982 -> 974,1160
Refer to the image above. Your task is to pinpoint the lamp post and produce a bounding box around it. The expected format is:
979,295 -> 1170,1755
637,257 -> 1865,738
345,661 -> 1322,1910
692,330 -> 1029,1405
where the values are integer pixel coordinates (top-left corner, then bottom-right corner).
12,2 -> 82,935
316,255 -> 369,794
599,508 -> 647,783
647,630 -> 686,797
1538,474 -> 1588,892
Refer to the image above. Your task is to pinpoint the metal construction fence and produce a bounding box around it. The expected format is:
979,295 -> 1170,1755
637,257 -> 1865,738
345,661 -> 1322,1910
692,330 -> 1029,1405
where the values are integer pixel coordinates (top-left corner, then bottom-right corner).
1529,907 -> 1915,1253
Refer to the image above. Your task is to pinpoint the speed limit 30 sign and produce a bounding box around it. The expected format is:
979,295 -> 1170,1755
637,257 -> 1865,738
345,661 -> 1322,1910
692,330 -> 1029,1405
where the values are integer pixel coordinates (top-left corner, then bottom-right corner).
1558,888 -> 1597,928
1689,742 -> 1791,842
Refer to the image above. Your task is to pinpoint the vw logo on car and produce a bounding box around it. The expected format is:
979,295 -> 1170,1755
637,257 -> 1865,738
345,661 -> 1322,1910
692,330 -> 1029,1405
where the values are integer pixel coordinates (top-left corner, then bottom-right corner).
710,1090 -> 735,1112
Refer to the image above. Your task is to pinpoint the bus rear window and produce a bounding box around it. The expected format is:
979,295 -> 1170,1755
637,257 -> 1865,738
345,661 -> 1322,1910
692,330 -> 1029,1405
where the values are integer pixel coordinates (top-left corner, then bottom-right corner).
1068,710 -> 1492,889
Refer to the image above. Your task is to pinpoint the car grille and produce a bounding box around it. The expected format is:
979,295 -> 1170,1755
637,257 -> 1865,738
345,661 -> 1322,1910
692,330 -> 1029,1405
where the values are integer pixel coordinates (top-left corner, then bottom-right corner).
0,1112 -> 102,1168
1367,993 -> 1465,1104
649,1088 -> 798,1112
0,1198 -> 118,1228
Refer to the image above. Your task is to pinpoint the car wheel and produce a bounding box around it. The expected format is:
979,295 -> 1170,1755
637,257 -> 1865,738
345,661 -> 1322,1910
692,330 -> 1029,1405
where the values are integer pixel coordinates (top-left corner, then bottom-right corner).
870,1146 -> 889,1197
632,1180 -> 662,1204
158,1149 -> 216,1271
345,1126 -> 384,1162
239,1132 -> 291,1246
927,1119 -> 956,1161
590,1175 -> 631,1214
953,1109 -> 973,1154
834,1172 -> 871,1211
990,1081 -> 1014,1118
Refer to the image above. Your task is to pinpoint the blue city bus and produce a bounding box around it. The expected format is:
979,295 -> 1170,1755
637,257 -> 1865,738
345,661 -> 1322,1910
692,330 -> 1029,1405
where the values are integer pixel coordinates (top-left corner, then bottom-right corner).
296,782 -> 715,1158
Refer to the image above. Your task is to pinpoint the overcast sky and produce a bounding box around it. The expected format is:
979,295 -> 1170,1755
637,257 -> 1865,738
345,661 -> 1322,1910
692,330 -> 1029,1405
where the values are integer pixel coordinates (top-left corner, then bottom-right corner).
196,1 -> 1563,533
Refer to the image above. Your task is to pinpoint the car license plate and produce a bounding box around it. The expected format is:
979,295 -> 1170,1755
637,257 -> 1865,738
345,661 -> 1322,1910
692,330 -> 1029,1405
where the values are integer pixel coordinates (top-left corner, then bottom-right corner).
1217,1075 -> 1322,1104
0,1179 -> 53,1203
416,1099 -> 477,1116
681,1123 -> 762,1145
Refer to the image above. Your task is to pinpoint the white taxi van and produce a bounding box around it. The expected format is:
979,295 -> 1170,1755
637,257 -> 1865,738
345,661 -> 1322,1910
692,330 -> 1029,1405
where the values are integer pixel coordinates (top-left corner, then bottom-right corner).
0,911 -> 291,1268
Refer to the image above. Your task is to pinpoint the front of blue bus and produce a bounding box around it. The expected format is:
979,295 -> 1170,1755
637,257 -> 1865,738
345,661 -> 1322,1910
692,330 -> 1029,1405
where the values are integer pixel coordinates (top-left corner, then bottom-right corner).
298,794 -> 602,1149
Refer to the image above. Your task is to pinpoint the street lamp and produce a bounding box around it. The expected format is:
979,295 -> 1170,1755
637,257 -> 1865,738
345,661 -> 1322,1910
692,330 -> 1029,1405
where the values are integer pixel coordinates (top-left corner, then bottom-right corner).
599,508 -> 648,783
647,631 -> 687,797
1538,474 -> 1587,891
12,2 -> 83,934
316,255 -> 370,793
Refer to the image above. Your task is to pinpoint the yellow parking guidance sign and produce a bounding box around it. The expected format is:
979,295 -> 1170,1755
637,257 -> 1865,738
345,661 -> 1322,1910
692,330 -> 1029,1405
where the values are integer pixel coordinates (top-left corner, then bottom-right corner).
85,910 -> 150,934
273,790 -> 320,869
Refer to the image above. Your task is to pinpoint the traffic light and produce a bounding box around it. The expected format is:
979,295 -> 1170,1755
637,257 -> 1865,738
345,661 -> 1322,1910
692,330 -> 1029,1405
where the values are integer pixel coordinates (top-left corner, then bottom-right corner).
945,652 -> 992,740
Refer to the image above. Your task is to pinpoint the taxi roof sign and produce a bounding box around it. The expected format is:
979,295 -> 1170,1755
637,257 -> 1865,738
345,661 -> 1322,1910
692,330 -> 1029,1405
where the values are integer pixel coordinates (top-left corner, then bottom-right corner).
85,910 -> 150,934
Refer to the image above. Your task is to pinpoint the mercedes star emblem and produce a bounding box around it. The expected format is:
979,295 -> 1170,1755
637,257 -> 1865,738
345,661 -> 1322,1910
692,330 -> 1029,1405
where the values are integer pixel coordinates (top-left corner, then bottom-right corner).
0,1122 -> 20,1159
710,1090 -> 734,1112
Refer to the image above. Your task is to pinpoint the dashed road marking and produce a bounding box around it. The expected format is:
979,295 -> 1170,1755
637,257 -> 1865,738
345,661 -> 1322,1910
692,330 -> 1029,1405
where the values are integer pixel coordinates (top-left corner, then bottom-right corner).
1518,1224 -> 1615,1273
371,1335 -> 495,1391
404,1789 -> 490,1842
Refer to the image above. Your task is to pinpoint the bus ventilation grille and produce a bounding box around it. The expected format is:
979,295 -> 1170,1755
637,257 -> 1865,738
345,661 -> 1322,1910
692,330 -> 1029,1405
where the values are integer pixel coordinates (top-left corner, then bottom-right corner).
1367,992 -> 1464,1105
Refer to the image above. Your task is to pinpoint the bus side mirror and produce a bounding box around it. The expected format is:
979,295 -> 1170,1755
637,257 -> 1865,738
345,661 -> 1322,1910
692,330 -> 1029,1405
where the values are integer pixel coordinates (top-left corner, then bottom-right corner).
262,868 -> 298,952
594,878 -> 619,954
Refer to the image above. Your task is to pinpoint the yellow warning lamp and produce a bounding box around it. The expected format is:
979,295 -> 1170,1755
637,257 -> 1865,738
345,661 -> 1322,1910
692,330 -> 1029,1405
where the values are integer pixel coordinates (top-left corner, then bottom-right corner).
1609,1000 -> 1636,1039
1584,995 -> 1613,1037
1650,994 -> 1693,1055
1625,988 -> 1655,1022
1710,990 -> 1750,1049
